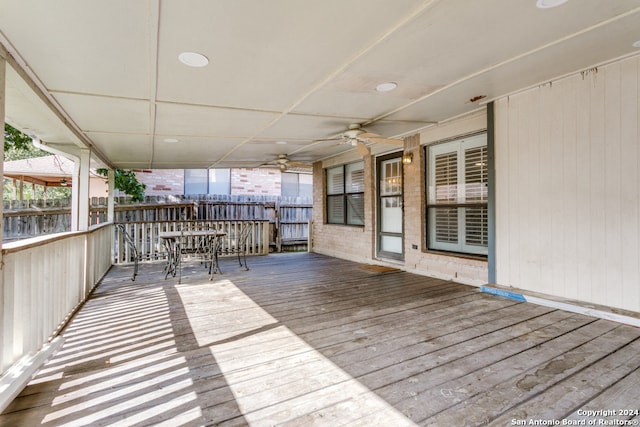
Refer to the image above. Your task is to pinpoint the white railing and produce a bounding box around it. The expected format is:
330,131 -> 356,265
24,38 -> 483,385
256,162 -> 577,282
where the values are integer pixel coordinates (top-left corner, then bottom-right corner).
0,223 -> 113,375
114,220 -> 270,264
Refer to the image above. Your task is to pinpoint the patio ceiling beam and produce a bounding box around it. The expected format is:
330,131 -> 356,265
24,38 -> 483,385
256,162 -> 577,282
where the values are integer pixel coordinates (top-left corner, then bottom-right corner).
4,175 -> 48,187
0,38 -> 114,170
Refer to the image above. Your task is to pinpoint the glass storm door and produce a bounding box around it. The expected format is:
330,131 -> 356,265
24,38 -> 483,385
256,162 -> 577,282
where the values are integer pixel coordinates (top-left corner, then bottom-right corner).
377,154 -> 404,260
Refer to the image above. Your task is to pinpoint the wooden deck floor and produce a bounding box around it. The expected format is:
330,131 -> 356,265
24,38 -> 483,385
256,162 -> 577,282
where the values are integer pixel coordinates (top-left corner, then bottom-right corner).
2,252 -> 640,427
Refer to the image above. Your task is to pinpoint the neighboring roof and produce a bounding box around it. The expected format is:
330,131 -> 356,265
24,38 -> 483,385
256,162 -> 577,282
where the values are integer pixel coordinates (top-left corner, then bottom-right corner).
3,155 -> 73,187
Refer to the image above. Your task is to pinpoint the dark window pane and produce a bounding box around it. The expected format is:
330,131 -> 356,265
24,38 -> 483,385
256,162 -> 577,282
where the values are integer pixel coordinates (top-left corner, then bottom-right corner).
464,146 -> 488,202
434,152 -> 457,202
465,206 -> 488,246
327,196 -> 344,224
346,162 -> 365,193
326,167 -> 344,195
346,193 -> 365,225
433,207 -> 458,243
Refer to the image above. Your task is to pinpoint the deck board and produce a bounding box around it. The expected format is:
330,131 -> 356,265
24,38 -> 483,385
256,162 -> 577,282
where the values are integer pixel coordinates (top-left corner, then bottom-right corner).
1,252 -> 639,426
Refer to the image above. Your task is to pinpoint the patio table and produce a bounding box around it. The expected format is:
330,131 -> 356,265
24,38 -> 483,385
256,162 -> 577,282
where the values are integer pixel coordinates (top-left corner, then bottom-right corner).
159,230 -> 226,282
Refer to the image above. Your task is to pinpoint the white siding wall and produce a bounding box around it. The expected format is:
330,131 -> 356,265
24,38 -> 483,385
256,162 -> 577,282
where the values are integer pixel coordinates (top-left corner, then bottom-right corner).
495,55 -> 640,313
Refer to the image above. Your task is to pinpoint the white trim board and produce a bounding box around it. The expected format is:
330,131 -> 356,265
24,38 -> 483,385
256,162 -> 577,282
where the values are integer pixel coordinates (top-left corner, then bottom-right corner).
0,336 -> 65,413
481,286 -> 640,328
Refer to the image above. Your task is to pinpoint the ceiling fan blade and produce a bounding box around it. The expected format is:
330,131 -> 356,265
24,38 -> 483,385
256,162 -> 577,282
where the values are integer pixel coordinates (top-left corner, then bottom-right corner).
355,141 -> 371,157
287,161 -> 311,169
366,136 -> 404,145
359,132 -> 380,138
312,137 -> 343,143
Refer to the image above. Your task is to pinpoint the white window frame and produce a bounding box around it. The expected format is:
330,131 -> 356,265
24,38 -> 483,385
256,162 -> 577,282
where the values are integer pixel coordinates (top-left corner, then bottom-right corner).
427,133 -> 488,256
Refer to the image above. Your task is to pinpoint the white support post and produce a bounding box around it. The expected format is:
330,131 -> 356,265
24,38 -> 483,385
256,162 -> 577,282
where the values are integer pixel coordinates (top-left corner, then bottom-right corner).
70,161 -> 80,231
107,169 -> 115,264
107,169 -> 115,223
0,44 -> 7,374
78,149 -> 91,231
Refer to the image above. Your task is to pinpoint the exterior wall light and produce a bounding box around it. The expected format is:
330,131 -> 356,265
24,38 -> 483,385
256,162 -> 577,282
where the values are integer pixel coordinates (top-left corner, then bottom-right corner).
402,152 -> 413,165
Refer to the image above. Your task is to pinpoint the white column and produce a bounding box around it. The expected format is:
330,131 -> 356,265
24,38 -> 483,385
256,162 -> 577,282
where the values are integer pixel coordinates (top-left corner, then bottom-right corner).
70,161 -> 80,231
107,169 -> 115,223
1,43 -> 6,364
77,149 -> 90,231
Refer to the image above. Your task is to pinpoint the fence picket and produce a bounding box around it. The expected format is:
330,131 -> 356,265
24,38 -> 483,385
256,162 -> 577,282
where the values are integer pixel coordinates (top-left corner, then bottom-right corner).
113,220 -> 270,264
3,195 -> 312,251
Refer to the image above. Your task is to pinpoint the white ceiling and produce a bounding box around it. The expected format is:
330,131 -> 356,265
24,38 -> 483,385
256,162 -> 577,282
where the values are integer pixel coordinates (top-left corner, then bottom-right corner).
1,0 -> 640,169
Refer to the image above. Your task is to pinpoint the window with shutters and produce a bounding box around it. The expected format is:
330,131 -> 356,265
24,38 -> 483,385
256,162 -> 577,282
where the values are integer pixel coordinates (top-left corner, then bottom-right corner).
426,134 -> 488,255
326,161 -> 365,226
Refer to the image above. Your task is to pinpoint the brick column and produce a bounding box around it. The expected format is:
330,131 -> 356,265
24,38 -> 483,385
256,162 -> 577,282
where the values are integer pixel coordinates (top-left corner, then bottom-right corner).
403,134 -> 423,258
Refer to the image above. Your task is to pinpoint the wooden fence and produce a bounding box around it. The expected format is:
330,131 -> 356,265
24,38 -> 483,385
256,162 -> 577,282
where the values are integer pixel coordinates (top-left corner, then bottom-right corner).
2,199 -> 72,240
114,220 -> 270,265
3,195 -> 313,252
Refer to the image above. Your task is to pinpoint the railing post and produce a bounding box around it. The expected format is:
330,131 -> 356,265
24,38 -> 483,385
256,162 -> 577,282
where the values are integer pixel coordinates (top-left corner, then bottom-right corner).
262,220 -> 270,255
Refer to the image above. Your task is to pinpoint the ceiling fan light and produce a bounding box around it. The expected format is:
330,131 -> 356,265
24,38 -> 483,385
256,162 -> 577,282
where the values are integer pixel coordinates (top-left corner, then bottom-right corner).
536,0 -> 568,8
376,82 -> 398,92
178,52 -> 209,67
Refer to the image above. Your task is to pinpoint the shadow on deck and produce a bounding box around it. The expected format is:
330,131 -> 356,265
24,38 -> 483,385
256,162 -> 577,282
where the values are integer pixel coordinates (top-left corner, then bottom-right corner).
1,253 -> 640,426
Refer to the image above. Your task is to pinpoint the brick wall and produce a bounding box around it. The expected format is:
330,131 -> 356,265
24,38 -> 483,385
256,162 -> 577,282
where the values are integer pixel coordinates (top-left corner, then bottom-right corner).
231,168 -> 281,195
311,157 -> 374,263
130,168 -> 286,197
133,169 -> 184,196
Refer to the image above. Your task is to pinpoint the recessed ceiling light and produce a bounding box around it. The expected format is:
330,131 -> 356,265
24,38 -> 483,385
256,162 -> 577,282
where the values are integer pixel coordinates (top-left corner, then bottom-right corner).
276,141 -> 288,145
375,82 -> 398,92
178,52 -> 209,67
536,0 -> 568,8
163,138 -> 179,143
633,40 -> 640,48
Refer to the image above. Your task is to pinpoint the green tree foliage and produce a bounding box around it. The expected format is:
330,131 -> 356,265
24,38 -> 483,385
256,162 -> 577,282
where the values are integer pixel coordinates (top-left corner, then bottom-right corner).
4,123 -> 50,160
97,168 -> 146,202
3,181 -> 72,201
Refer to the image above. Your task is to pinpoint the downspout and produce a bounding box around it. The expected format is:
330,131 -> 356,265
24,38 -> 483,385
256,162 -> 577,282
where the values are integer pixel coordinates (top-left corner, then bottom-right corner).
31,137 -> 81,231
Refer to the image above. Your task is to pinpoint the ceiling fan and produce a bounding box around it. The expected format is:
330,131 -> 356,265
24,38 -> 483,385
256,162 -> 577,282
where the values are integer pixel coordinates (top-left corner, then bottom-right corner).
317,123 -> 404,156
262,154 -> 310,171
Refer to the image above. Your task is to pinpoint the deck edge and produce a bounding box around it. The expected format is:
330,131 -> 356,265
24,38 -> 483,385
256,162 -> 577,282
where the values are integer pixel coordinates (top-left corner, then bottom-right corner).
481,285 -> 640,328
0,336 -> 65,413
